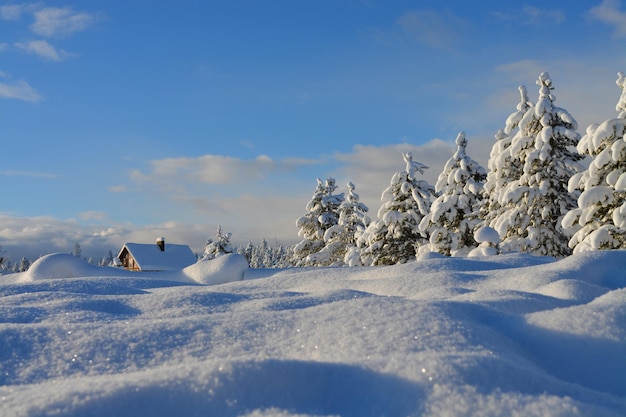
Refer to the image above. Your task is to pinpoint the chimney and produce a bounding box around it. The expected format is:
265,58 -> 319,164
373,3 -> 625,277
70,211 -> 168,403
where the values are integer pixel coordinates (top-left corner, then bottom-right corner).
156,237 -> 165,252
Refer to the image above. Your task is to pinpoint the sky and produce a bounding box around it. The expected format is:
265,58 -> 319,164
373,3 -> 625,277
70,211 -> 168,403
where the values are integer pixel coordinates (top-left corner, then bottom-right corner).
1,0 -> 626,261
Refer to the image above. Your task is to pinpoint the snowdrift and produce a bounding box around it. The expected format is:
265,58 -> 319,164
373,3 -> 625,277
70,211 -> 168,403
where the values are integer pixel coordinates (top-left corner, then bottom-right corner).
181,253 -> 249,285
1,251 -> 625,416
18,252 -> 249,286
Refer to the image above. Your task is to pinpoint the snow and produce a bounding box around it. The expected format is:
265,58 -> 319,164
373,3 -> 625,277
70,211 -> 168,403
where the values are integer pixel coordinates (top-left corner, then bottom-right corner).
1,251 -> 625,416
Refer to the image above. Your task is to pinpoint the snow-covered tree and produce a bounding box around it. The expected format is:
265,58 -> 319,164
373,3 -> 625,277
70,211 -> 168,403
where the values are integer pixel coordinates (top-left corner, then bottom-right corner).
562,72 -> 626,252
200,225 -> 233,261
293,177 -> 344,266
16,257 -> 30,272
492,72 -> 583,257
359,152 -> 435,265
100,250 -> 115,267
309,181 -> 370,266
72,242 -> 82,257
419,132 -> 486,256
481,85 -> 533,223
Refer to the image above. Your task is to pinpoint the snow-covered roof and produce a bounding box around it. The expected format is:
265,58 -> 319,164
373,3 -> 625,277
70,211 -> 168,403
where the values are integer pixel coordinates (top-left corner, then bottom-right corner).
119,242 -> 196,271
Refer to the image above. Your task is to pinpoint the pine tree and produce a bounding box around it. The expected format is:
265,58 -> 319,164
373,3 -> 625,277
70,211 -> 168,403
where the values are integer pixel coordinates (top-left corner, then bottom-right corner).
293,177 -> 344,266
200,225 -> 233,261
17,257 -> 30,272
419,132 -> 486,256
493,72 -> 583,257
359,152 -> 435,265
72,242 -> 82,257
312,181 -> 370,266
562,72 -> 626,252
481,85 -> 532,224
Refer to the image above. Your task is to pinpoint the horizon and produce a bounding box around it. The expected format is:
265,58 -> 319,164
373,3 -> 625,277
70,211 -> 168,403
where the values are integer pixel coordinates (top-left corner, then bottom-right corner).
2,1 -> 626,261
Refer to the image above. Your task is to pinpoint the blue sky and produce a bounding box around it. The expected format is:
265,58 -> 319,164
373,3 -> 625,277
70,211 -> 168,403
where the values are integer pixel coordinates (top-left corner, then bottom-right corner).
1,0 -> 626,261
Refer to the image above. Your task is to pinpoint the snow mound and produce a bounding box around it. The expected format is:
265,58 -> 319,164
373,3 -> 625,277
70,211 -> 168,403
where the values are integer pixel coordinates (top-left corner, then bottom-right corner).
183,253 -> 249,285
24,253 -> 127,281
536,279 -> 609,301
474,225 -> 500,244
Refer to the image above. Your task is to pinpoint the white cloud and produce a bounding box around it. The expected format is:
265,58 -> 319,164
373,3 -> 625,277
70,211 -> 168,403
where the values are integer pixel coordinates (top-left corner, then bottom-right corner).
15,39 -> 72,61
395,9 -> 465,50
31,7 -> 95,37
521,5 -> 565,25
0,170 -> 57,178
134,154 -> 320,187
0,79 -> 43,102
589,0 -> 626,37
491,6 -> 565,25
494,60 -> 546,82
0,3 -> 40,21
108,185 -> 128,193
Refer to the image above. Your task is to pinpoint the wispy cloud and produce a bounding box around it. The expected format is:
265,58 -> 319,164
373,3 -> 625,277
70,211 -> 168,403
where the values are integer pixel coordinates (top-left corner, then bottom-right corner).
15,39 -> 72,61
108,185 -> 128,193
395,9 -> 465,50
521,5 -> 565,25
0,170 -> 56,177
132,154 -> 321,187
0,80 -> 43,102
494,60 -> 546,83
589,0 -> 626,37
491,5 -> 565,25
0,3 -> 41,21
31,6 -> 96,37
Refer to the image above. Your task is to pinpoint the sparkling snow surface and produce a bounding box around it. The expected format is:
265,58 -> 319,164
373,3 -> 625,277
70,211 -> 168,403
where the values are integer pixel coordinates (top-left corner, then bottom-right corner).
1,252 -> 625,416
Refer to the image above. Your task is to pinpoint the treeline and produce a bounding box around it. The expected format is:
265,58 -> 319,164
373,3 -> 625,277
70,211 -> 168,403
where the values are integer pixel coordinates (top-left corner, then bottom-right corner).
291,71 -> 626,266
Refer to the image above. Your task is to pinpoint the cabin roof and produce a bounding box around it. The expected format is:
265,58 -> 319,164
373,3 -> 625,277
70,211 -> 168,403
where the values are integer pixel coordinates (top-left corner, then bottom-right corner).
118,243 -> 196,271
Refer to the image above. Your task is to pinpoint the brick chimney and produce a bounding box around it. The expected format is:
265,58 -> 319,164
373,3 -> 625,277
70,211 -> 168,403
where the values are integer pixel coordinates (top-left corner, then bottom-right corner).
156,237 -> 165,251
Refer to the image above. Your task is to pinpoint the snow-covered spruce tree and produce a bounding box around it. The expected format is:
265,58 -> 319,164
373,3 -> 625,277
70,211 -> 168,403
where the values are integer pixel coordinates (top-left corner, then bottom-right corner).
293,177 -> 344,266
493,72 -> 583,257
312,181 -> 370,266
419,132 -> 486,256
562,72 -> 626,252
200,225 -> 233,261
481,85 -> 533,224
359,152 -> 435,265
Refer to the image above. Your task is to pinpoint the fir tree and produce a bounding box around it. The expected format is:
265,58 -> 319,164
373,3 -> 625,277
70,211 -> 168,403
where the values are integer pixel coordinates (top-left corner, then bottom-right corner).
293,177 -> 344,266
562,72 -> 626,252
493,72 -> 583,257
481,85 -> 532,224
17,257 -> 30,272
200,225 -> 233,261
419,132 -> 486,256
359,152 -> 435,265
311,181 -> 370,266
72,242 -> 82,257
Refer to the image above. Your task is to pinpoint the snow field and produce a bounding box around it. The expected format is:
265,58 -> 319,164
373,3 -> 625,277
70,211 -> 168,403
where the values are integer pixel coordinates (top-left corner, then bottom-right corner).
1,251 -> 625,416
